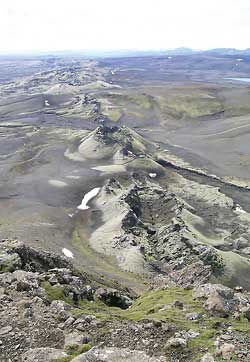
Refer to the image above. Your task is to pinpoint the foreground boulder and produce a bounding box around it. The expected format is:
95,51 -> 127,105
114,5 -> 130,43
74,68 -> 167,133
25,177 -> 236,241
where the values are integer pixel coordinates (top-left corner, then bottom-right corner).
70,347 -> 166,362
94,288 -> 132,309
192,284 -> 234,300
192,283 -> 250,317
200,353 -> 215,362
22,347 -> 67,362
165,337 -> 187,349
64,332 -> 90,348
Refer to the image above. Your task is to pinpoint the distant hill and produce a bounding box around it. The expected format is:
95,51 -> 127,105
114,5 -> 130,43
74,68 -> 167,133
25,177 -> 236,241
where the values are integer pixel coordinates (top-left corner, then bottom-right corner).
2,47 -> 250,59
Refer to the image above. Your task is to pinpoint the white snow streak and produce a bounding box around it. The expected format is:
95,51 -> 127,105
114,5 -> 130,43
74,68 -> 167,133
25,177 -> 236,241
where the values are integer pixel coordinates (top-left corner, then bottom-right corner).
77,187 -> 100,210
62,248 -> 74,258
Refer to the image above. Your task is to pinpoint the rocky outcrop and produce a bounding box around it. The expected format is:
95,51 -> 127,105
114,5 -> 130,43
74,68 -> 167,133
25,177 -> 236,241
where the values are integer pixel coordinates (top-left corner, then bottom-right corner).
193,283 -> 250,317
90,176 -> 224,287
7,240 -> 74,272
94,288 -> 132,309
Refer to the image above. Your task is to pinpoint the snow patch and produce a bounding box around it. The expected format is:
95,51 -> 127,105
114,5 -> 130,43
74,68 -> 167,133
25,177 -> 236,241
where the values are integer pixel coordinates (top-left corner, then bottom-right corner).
62,248 -> 74,258
149,173 -> 157,178
66,175 -> 81,179
77,187 -> 100,210
235,205 -> 247,214
45,99 -> 50,107
49,180 -> 67,187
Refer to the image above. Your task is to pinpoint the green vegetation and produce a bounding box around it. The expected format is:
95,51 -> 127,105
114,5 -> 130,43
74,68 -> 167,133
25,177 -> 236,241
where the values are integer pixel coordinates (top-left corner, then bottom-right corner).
126,94 -> 152,110
188,329 -> 216,361
52,344 -> 92,362
157,93 -> 223,119
122,288 -> 203,325
93,86 -> 250,124
43,283 -> 250,333
70,288 -> 250,359
0,251 -> 17,273
103,108 -> 121,122
0,263 -> 15,273
72,298 -> 123,321
96,92 -> 154,123
65,344 -> 92,355
204,252 -> 225,274
41,281 -> 73,305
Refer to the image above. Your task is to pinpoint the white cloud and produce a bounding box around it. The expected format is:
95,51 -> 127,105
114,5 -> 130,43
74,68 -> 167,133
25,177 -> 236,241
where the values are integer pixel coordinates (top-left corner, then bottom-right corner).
0,0 -> 249,53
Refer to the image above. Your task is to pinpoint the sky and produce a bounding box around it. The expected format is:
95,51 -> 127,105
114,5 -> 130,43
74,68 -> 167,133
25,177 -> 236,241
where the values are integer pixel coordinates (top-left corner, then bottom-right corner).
0,0 -> 249,53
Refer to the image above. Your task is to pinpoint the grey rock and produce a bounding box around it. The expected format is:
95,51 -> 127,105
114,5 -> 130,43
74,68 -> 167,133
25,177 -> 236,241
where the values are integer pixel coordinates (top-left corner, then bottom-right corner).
13,271 -> 40,292
63,316 -> 75,329
215,343 -> 235,359
200,353 -> 215,362
31,296 -> 44,306
50,300 -> 71,321
23,308 -> 33,318
193,283 -> 237,317
64,332 -> 90,348
172,300 -> 184,309
165,337 -> 187,349
22,347 -> 67,362
241,306 -> 250,321
17,299 -> 31,309
0,326 -> 13,336
235,292 -> 250,307
94,288 -> 132,309
50,300 -> 71,312
10,242 -> 72,272
71,347 -> 165,362
81,285 -> 94,301
193,283 -> 234,300
48,274 -> 58,285
204,293 -> 236,317
185,312 -> 201,321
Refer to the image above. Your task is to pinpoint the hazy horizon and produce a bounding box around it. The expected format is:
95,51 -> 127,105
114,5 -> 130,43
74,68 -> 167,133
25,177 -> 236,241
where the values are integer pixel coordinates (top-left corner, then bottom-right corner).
0,0 -> 249,54
1,46 -> 250,57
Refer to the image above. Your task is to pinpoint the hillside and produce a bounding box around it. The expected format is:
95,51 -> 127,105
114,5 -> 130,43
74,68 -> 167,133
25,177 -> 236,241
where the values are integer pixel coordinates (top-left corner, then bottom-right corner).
1,54 -> 250,361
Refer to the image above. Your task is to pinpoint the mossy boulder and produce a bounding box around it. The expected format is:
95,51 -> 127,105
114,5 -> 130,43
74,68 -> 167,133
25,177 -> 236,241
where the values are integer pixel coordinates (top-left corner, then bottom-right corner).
0,250 -> 21,273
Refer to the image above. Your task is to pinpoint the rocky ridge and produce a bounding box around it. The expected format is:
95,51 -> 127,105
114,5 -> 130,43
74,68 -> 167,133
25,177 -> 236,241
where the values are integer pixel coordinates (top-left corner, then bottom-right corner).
1,125 -> 250,361
90,175 -> 235,289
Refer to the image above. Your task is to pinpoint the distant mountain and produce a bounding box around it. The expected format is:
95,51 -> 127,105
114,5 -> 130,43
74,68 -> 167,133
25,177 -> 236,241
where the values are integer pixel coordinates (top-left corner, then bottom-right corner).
48,47 -> 250,58
1,47 -> 250,59
205,48 -> 250,56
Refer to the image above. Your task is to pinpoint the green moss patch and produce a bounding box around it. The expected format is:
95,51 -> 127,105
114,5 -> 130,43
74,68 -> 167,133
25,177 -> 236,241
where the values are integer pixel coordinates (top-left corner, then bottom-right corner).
0,263 -> 16,273
122,288 -> 203,325
53,344 -> 92,362
71,287 -> 250,359
42,281 -> 73,305
65,343 -> 92,356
